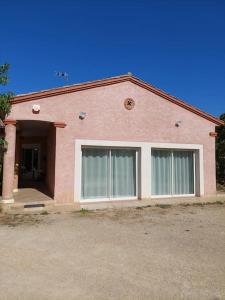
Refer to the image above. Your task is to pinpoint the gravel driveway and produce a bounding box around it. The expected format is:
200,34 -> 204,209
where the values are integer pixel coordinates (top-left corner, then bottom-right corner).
0,204 -> 225,300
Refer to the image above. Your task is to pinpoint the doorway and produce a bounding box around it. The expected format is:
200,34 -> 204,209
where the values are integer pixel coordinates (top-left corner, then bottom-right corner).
20,144 -> 41,182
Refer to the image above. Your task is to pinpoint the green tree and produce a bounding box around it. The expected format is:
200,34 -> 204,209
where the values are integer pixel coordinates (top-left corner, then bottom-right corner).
216,113 -> 225,186
0,63 -> 12,186
0,63 -> 13,149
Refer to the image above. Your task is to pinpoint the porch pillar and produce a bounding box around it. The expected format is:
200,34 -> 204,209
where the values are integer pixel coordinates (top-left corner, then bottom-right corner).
2,119 -> 17,203
53,121 -> 71,203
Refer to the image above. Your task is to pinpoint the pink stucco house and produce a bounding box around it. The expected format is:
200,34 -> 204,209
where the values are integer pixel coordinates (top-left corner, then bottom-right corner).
1,74 -> 223,206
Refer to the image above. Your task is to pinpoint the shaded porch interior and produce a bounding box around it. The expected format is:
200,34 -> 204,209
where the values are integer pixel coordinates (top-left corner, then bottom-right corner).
14,120 -> 56,202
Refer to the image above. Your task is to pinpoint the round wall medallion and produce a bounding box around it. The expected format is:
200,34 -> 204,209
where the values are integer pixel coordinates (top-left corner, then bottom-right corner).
124,98 -> 135,110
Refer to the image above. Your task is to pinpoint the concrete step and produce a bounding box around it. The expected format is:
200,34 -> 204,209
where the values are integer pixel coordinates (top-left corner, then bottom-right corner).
1,200 -> 81,214
2,200 -> 54,213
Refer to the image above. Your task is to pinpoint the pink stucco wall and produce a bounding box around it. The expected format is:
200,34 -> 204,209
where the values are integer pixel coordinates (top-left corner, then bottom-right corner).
9,81 -> 217,203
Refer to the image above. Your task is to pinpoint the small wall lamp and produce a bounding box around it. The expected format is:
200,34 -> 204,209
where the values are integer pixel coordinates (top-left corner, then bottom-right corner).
32,104 -> 40,114
79,112 -> 87,120
175,121 -> 182,127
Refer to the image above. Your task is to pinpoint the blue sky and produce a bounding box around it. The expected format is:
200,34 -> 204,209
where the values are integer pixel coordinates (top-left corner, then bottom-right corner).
1,0 -> 225,117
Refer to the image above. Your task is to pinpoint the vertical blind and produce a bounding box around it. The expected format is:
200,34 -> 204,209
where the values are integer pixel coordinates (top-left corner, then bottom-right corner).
82,148 -> 136,199
151,149 -> 194,196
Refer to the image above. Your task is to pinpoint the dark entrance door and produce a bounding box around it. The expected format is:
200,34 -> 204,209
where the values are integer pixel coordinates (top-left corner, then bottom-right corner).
20,146 -> 40,181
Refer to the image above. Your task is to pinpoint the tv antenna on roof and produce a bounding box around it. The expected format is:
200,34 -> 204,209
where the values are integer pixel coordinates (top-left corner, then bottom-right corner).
55,71 -> 69,81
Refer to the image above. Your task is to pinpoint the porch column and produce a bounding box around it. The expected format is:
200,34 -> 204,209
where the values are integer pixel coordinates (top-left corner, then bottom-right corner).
2,119 -> 17,203
53,121 -> 72,203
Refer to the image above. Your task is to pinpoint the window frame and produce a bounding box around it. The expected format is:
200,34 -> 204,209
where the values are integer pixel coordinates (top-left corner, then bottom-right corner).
151,148 -> 196,198
81,146 -> 139,202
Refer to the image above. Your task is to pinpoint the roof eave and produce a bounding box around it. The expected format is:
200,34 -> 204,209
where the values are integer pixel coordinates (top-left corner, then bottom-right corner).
11,74 -> 224,126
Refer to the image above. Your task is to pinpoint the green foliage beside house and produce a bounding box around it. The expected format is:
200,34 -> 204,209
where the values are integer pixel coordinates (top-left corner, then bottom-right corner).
0,63 -> 13,189
216,113 -> 225,188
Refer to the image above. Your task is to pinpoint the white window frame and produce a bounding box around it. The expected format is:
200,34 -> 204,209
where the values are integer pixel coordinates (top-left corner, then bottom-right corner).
80,146 -> 138,202
151,148 -> 196,198
74,140 -> 204,202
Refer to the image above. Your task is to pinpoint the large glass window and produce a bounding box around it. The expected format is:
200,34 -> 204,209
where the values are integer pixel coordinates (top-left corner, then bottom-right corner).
151,149 -> 195,196
82,148 -> 137,199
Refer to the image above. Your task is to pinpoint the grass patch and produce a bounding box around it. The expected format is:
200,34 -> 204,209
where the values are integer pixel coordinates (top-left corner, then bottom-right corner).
214,200 -> 224,205
155,204 -> 172,209
204,201 -> 224,205
79,208 -> 90,215
182,201 -> 224,207
180,203 -> 191,207
0,213 -> 42,227
40,210 -> 49,215
137,205 -> 152,209
217,183 -> 225,192
192,202 -> 204,206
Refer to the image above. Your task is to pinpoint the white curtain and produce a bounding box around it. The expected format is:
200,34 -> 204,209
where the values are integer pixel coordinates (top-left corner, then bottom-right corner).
82,148 -> 109,199
111,149 -> 136,197
151,149 -> 172,195
151,149 -> 194,196
82,148 -> 136,199
173,151 -> 194,195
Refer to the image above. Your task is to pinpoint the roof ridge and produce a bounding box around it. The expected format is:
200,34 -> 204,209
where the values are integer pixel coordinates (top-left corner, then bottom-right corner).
15,74 -> 131,97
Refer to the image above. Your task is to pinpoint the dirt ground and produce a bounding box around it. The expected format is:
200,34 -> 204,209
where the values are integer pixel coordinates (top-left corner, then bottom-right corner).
0,204 -> 225,300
